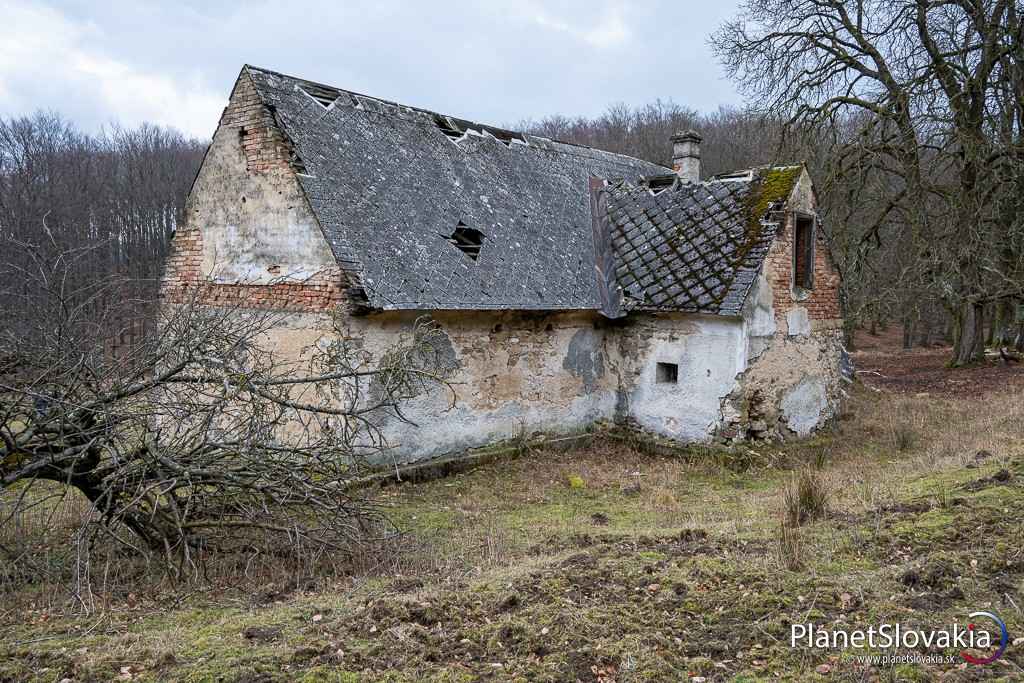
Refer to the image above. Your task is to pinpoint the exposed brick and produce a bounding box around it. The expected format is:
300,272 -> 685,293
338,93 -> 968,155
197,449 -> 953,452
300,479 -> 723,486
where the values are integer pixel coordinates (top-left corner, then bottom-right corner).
161,71 -> 342,312
764,213 -> 842,323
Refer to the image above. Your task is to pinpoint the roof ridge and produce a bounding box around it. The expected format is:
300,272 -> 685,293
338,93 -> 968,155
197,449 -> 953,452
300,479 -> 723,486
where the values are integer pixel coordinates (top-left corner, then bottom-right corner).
242,64 -> 669,171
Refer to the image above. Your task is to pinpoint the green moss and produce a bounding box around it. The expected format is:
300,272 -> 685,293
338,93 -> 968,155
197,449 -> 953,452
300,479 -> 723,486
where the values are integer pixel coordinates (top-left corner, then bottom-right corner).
750,165 -> 803,225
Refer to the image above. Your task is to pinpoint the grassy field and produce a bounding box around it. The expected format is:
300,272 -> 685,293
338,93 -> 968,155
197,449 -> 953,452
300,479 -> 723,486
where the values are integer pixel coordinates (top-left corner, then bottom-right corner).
2,378 -> 1023,681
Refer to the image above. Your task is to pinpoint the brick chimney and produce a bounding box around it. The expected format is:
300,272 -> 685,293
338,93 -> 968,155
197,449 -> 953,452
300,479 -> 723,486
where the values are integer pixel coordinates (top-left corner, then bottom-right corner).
671,129 -> 702,183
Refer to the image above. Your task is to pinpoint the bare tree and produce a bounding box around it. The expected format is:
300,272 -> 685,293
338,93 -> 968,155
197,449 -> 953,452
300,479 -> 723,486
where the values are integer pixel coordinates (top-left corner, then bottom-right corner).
0,235 -> 453,578
0,112 -> 206,310
712,0 -> 1024,365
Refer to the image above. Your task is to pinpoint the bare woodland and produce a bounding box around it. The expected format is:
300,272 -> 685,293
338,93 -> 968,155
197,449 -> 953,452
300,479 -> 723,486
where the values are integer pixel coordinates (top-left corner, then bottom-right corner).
2,0 -> 1023,589
0,117 -> 453,583
522,0 -> 1024,365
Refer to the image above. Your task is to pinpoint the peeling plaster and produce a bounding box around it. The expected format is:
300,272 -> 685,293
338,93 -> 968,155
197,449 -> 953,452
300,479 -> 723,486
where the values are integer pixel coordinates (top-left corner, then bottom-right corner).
743,271 -> 776,363
190,117 -> 336,285
615,315 -> 744,442
781,376 -> 828,436
563,328 -> 605,390
786,307 -> 811,337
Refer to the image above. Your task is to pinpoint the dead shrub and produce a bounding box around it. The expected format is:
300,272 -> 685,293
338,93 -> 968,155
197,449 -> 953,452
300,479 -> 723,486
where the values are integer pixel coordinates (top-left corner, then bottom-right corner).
887,418 -> 919,453
784,468 -> 829,526
777,520 -> 803,571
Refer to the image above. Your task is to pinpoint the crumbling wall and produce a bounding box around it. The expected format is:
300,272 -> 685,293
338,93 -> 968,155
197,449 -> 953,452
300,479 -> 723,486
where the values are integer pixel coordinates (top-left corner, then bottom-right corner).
258,310 -> 618,464
717,271 -> 844,441
718,168 -> 845,441
163,70 -> 345,310
607,314 -> 746,442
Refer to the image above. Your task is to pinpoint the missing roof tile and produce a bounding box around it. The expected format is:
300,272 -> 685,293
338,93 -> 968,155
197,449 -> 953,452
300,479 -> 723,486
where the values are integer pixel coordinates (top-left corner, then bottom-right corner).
433,114 -> 526,147
643,174 -> 678,193
299,83 -> 343,109
434,114 -> 464,140
444,222 -> 484,261
481,125 -> 526,147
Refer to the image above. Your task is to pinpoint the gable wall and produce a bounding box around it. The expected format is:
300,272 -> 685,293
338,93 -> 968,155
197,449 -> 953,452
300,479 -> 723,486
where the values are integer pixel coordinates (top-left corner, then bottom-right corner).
761,169 -> 842,335
714,170 -> 846,440
162,70 -> 345,310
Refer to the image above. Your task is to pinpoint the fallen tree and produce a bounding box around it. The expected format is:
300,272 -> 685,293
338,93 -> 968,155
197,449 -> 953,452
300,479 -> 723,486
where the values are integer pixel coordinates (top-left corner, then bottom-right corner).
0,234 -> 453,578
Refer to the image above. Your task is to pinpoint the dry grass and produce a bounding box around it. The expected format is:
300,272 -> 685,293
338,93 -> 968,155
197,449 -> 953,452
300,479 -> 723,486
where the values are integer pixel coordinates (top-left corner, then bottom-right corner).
2,383 -> 1024,680
5,383 -> 1022,610
784,467 -> 830,526
777,519 -> 804,570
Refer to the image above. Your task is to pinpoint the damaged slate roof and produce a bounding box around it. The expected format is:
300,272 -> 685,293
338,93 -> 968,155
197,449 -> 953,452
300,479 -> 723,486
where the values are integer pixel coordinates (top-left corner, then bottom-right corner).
243,65 -> 798,317
605,174 -> 777,316
245,66 -> 665,311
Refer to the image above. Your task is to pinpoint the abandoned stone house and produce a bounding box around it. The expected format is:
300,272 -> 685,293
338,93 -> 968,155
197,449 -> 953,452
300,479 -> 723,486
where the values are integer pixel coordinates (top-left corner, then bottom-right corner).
162,65 -> 846,463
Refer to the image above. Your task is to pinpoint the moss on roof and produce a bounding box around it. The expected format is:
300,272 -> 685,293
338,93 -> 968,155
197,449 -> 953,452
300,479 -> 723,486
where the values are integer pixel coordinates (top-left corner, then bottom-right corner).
749,165 -> 803,227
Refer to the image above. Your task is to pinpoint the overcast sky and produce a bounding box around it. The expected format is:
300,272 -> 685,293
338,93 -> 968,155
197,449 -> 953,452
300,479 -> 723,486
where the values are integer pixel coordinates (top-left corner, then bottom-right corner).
1,0 -> 744,139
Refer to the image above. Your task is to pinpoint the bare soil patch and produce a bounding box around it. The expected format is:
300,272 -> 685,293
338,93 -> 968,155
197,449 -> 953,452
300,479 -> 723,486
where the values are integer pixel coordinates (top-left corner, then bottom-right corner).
853,325 -> 1024,397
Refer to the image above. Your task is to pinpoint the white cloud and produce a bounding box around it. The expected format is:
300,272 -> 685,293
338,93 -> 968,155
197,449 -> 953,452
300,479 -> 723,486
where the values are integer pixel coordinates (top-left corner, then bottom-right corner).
0,0 -> 742,135
502,1 -> 631,49
0,1 -> 224,137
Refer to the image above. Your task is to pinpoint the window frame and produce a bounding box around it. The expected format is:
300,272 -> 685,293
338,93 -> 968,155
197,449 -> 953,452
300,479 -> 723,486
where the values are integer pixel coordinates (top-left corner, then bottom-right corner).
792,212 -> 816,295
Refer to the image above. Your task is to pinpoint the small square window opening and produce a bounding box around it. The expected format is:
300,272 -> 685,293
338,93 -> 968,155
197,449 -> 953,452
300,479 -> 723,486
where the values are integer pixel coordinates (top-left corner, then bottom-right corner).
656,362 -> 679,384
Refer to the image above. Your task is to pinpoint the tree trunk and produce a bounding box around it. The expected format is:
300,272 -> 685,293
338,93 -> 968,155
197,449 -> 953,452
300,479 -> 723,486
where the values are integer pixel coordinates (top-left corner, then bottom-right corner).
952,301 -> 985,366
902,317 -> 915,350
843,320 -> 856,351
919,318 -> 933,347
992,299 -> 1013,347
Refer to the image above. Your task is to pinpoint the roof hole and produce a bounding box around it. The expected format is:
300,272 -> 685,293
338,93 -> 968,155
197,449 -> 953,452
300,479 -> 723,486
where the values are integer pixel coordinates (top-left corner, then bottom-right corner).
434,114 -> 464,140
643,174 -> 678,193
299,84 -> 342,109
482,125 -> 526,147
444,222 -> 484,261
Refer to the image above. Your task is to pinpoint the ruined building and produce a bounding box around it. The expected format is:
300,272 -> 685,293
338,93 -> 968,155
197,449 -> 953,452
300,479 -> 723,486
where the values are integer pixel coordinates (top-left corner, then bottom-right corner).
163,65 -> 846,463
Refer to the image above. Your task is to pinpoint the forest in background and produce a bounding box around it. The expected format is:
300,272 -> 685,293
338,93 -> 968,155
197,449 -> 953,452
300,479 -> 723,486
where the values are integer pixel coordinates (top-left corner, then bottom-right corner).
4,103 -> 1018,362
3,1 -> 1023,367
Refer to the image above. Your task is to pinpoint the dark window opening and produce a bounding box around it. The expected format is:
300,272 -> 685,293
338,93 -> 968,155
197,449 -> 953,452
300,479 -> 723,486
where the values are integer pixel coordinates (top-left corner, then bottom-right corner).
793,215 -> 815,291
656,362 -> 679,384
445,222 -> 484,260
